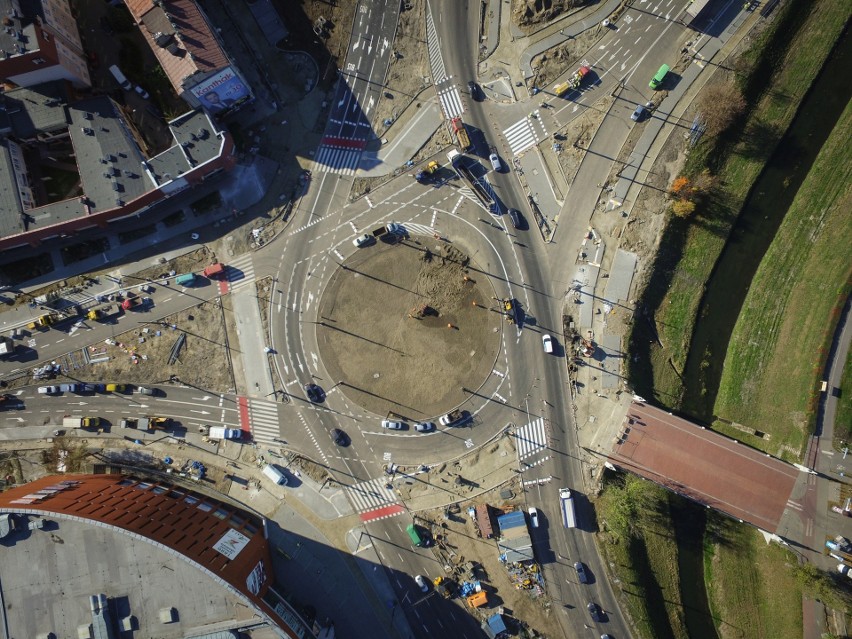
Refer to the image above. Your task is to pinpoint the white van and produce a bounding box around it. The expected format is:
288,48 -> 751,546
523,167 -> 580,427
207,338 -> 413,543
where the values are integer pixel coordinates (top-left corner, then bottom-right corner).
262,464 -> 288,486
108,65 -> 132,90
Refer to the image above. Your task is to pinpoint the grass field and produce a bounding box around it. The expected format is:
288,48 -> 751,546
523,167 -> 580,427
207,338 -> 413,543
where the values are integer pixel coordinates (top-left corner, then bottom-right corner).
632,0 -> 852,408
713,99 -> 852,450
596,475 -> 690,639
836,351 -> 852,446
705,514 -> 803,639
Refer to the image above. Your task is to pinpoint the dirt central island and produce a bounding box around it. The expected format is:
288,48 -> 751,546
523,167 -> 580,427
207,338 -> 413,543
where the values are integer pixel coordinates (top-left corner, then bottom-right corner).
316,238 -> 503,420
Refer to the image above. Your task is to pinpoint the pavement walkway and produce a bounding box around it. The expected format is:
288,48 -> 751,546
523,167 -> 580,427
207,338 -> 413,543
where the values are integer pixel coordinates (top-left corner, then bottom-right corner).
231,283 -> 275,399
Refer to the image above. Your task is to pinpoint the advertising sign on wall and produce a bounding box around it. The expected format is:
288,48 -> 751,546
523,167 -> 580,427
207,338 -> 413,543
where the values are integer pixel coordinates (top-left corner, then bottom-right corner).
190,67 -> 251,113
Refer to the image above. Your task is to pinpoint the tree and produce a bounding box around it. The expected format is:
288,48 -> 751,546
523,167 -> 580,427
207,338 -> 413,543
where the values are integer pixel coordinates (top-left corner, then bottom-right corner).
698,81 -> 747,137
671,200 -> 696,218
670,176 -> 690,197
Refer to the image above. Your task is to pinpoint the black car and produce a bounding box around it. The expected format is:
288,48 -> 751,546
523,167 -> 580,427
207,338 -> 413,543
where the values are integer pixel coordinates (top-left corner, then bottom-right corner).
468,80 -> 481,100
330,428 -> 348,446
508,208 -> 523,230
587,602 -> 603,622
304,383 -> 325,403
575,562 -> 589,584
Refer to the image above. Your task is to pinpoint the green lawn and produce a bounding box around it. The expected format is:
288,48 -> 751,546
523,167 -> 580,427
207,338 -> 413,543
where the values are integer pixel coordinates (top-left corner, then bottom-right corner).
705,515 -> 803,639
835,351 -> 852,446
634,0 -> 851,408
714,99 -> 852,452
595,475 -> 690,639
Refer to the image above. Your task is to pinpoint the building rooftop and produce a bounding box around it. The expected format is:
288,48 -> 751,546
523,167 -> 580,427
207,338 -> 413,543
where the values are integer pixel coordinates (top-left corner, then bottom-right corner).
69,97 -> 149,210
127,0 -> 229,94
2,81 -> 70,138
0,0 -> 37,60
0,487 -> 259,638
148,109 -> 225,185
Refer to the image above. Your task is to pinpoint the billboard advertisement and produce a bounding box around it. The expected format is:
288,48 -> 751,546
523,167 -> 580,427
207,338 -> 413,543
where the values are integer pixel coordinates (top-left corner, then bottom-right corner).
191,67 -> 251,114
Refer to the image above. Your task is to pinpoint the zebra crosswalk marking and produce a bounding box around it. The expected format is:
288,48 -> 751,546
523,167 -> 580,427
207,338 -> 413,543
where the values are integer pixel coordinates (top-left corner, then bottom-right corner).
226,254 -> 255,291
344,477 -> 399,513
247,399 -> 280,444
425,5 -> 447,83
314,145 -> 364,176
436,80 -> 464,119
514,417 -> 547,460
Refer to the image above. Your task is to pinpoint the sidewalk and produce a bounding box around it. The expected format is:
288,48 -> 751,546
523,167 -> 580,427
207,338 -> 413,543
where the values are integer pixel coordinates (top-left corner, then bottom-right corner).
612,7 -> 759,210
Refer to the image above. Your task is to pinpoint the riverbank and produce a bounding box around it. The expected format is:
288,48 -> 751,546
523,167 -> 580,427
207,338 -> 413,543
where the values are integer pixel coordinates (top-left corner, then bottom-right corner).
609,1 -> 852,638
713,93 -> 852,453
626,0 -> 852,416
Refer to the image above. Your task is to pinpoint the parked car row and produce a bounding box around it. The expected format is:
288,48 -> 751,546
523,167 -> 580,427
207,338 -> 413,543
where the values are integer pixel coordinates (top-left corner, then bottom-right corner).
36,384 -> 163,396
381,416 -> 461,432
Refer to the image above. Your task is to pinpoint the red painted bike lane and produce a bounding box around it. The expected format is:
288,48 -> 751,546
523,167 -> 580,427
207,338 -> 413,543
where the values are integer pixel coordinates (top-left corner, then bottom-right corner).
237,396 -> 250,437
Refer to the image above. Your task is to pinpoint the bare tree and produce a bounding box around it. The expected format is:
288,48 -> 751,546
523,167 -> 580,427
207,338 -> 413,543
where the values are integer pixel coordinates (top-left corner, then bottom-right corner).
698,81 -> 747,137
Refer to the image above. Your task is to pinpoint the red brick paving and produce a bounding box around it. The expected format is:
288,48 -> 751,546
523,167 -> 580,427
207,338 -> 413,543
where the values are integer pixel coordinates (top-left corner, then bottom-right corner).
608,401 -> 799,532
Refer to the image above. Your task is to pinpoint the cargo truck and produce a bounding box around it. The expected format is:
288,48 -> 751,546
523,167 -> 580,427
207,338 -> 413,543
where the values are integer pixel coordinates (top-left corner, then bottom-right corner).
63,416 -> 100,429
138,416 -> 171,432
87,303 -> 120,321
207,426 -> 242,440
450,117 -> 471,151
203,262 -> 226,279
262,464 -> 289,485
27,314 -> 56,331
569,65 -> 591,89
559,487 -> 577,528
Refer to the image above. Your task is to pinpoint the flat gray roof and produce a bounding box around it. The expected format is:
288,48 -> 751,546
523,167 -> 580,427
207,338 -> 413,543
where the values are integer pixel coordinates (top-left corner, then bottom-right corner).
2,81 -> 71,138
68,97 -> 148,211
0,141 -> 23,238
148,110 -> 224,186
0,513 -> 255,638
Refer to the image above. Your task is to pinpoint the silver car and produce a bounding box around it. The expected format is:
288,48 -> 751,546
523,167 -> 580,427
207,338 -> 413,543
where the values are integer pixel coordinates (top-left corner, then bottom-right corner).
353,234 -> 373,247
381,420 -> 404,430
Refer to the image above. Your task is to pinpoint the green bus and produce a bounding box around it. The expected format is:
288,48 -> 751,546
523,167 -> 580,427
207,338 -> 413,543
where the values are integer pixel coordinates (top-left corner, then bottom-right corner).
406,524 -> 424,547
649,64 -> 670,90
175,272 -> 197,287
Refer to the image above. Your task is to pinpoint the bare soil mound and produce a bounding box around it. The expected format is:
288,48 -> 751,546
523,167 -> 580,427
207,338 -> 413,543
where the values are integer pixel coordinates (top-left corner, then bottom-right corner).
317,239 -> 501,419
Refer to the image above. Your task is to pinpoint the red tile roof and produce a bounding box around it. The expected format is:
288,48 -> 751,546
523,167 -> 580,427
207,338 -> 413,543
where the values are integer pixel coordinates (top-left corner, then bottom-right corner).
124,0 -> 229,93
0,474 -> 272,599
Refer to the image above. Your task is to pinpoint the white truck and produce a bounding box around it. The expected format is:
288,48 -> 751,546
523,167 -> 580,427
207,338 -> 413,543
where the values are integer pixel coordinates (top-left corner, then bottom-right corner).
262,464 -> 288,486
208,426 -> 242,440
559,488 -> 577,528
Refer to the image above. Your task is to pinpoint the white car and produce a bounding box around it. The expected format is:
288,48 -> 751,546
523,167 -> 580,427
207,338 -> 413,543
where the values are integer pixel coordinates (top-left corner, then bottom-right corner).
353,234 -> 372,247
438,412 -> 460,426
528,507 -> 539,528
415,575 -> 429,592
415,422 -> 435,432
489,152 -> 502,172
542,333 -> 554,354
381,420 -> 404,430
38,386 -> 60,395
